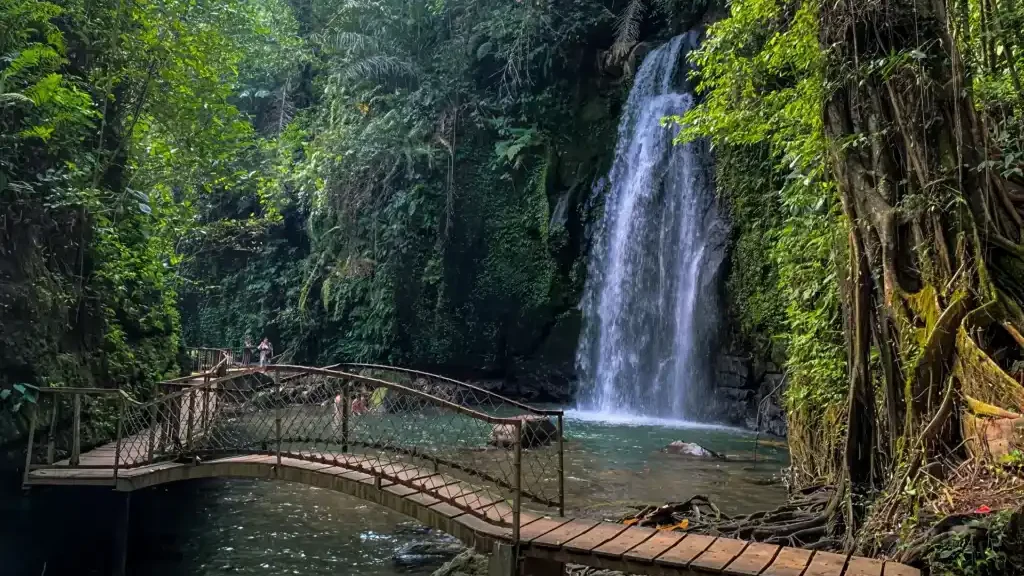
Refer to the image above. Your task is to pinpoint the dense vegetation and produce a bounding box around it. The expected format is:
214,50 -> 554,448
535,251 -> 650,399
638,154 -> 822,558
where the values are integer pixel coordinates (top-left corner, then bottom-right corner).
4,0 -> 1024,569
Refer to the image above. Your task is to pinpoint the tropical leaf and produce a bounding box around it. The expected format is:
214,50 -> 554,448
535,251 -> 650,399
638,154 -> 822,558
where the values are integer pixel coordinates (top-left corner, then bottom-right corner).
0,92 -> 32,107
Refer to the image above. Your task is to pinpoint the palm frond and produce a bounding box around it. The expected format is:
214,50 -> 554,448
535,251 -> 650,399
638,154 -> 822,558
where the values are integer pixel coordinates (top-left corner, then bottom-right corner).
612,0 -> 646,58
339,55 -> 419,87
331,31 -> 388,56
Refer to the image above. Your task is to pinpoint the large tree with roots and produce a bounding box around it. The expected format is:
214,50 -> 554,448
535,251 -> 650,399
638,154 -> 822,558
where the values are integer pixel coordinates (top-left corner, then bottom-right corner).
675,0 -> 1024,559
823,0 -> 1024,547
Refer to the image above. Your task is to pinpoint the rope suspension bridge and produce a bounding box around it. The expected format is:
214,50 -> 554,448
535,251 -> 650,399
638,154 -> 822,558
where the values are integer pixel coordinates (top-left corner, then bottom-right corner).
21,348 -> 918,576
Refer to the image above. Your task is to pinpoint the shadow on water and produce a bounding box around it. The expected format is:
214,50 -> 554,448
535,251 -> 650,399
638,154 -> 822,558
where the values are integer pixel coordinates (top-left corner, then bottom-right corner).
2,475 -> 444,576
1,477 -> 124,576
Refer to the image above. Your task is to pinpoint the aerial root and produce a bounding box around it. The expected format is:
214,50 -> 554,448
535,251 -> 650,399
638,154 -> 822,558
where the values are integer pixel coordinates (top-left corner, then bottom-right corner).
619,487 -> 839,548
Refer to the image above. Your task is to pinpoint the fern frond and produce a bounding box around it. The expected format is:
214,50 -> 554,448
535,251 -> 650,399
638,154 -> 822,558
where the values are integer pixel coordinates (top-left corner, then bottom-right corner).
0,92 -> 33,107
612,0 -> 645,58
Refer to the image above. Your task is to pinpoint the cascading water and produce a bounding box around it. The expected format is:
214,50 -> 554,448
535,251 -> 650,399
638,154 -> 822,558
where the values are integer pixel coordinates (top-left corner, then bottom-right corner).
576,32 -> 726,421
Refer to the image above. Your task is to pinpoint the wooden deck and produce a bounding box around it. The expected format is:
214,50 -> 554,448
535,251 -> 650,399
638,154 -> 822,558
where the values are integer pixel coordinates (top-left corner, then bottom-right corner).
27,443 -> 920,576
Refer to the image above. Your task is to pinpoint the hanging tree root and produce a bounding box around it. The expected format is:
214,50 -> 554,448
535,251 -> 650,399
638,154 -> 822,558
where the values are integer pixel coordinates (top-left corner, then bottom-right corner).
619,486 -> 843,549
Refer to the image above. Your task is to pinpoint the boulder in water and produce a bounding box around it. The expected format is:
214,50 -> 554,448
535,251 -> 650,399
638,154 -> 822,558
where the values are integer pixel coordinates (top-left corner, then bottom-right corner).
489,416 -> 558,448
663,441 -> 725,460
393,536 -> 465,569
430,550 -> 488,576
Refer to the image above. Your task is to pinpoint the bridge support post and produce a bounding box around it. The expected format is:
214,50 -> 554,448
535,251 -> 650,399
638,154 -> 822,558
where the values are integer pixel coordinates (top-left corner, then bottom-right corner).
111,492 -> 131,576
488,543 -> 516,576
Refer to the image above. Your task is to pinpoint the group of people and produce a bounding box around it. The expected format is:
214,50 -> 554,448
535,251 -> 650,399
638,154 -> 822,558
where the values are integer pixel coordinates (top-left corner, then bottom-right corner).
242,336 -> 274,367
239,336 -> 376,416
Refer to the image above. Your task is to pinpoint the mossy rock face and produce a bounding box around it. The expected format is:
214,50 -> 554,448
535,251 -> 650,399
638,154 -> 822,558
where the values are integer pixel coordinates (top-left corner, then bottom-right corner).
180,28 -> 624,388
579,96 -> 610,124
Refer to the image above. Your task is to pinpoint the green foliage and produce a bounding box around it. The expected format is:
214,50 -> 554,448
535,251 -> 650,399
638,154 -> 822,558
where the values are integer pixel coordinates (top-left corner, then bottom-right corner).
0,383 -> 39,414
242,0 -> 627,369
716,144 -> 786,356
675,0 -> 846,411
669,0 -> 846,481
926,511 -> 1024,576
1,0 -> 306,445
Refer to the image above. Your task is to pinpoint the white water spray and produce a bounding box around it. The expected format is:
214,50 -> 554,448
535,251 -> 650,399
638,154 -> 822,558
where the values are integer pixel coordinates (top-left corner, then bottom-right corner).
576,32 -> 726,420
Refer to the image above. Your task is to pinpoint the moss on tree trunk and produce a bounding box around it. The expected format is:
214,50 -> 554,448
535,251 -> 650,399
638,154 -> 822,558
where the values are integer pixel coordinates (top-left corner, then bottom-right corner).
821,0 -> 1024,549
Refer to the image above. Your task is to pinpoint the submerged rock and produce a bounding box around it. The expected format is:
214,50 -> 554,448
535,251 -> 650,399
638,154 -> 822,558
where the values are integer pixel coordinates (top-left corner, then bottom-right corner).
489,416 -> 559,448
394,521 -> 433,536
393,535 -> 465,569
662,441 -> 726,460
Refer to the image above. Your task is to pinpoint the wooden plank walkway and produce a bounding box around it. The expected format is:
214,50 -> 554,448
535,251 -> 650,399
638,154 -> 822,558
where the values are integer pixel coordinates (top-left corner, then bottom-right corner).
26,443 -> 920,576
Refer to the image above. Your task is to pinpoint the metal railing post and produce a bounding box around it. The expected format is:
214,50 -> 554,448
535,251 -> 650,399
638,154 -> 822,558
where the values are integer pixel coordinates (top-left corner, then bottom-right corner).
341,382 -> 350,453
185,390 -> 196,453
70,393 -> 81,467
113,396 -> 125,482
46,400 -> 58,464
275,414 -> 282,466
147,403 -> 158,464
512,420 -> 522,575
557,413 -> 565,516
22,405 -> 37,486
201,387 -> 210,438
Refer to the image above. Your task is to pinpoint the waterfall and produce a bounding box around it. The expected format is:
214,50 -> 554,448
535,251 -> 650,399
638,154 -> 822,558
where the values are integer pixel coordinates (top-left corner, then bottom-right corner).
576,32 -> 726,421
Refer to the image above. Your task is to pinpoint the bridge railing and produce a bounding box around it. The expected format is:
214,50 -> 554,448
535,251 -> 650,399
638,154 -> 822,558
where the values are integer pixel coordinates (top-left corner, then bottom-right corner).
21,387 -> 135,476
185,347 -> 228,373
21,358 -> 230,481
112,365 -> 560,528
185,346 -> 263,373
23,363 -> 564,539
328,362 -> 565,511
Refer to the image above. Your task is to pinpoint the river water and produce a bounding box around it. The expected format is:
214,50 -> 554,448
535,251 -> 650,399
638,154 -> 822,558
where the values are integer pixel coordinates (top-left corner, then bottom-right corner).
3,414 -> 786,576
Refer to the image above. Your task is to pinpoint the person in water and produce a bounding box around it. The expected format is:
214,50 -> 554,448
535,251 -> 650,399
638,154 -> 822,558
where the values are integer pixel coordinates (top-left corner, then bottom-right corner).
351,395 -> 367,415
333,392 -> 369,415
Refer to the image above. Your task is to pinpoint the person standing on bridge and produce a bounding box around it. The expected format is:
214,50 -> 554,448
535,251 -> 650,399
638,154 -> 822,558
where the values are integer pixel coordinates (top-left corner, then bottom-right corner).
258,337 -> 273,367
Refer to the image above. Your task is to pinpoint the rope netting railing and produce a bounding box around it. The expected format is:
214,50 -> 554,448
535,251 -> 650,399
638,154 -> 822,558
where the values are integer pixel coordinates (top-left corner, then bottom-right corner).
22,387 -> 129,471
22,358 -> 229,476
24,364 -> 565,535
116,365 -> 564,527
327,363 -> 565,510
185,346 -> 263,373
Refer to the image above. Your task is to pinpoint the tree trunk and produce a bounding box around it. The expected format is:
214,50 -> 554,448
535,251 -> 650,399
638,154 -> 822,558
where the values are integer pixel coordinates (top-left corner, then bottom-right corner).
821,0 -> 1024,546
